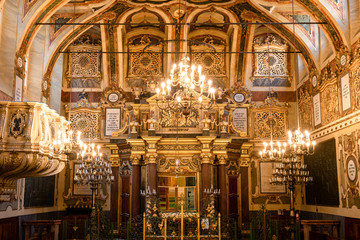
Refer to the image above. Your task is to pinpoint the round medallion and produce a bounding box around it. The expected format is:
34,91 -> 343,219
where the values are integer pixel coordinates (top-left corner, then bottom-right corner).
312,75 -> 318,88
340,54 -> 347,67
347,156 -> 357,182
108,92 -> 119,103
43,80 -> 48,91
17,57 -> 23,68
233,93 -> 245,103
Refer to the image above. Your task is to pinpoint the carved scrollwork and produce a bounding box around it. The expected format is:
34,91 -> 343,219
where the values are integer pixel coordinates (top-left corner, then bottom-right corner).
158,155 -> 200,172
227,161 -> 240,175
157,145 -> 201,151
120,161 -> 132,176
9,110 -> 27,138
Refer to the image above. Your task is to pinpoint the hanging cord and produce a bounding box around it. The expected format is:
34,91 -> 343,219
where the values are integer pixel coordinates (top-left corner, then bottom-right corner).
291,0 -> 300,130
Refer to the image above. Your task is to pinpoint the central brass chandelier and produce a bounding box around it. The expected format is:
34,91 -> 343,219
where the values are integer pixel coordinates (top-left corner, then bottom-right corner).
155,56 -> 218,116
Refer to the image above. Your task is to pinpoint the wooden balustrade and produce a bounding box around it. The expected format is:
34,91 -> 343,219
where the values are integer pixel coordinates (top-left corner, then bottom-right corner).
23,220 -> 62,240
301,220 -> 340,240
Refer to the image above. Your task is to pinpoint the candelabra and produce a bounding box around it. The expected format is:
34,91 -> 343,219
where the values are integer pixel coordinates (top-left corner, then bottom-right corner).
155,56 -> 219,116
260,130 -> 316,160
74,143 -> 113,209
74,142 -> 112,238
140,185 -> 157,216
260,129 -> 315,219
203,185 -> 221,196
62,130 -> 82,154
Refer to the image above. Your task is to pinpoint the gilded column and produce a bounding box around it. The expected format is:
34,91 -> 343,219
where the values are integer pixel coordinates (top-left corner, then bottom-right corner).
143,137 -> 161,193
218,155 -> 228,216
239,142 -> 252,222
197,136 -> 216,198
127,139 -> 146,218
213,139 -> 231,216
130,154 -> 141,218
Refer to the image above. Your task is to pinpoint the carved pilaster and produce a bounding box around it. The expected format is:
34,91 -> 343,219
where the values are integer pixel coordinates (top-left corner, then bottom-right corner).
239,142 -> 253,167
105,143 -> 120,167
127,139 -> 145,164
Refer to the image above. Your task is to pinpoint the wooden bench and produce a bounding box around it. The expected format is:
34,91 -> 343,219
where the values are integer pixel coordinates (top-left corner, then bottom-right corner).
23,220 -> 61,240
301,220 -> 340,240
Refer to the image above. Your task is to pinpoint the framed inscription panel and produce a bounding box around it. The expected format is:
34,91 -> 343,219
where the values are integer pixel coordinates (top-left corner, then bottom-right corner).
232,107 -> 248,134
347,156 -> 357,183
15,75 -> 23,101
313,93 -> 321,127
340,73 -> 351,112
105,108 -> 121,136
260,162 -> 286,194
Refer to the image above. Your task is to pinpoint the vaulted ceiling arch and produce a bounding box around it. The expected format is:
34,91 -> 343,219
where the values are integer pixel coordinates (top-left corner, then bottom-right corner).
41,2 -> 130,100
230,2 -> 315,69
16,0 -> 73,58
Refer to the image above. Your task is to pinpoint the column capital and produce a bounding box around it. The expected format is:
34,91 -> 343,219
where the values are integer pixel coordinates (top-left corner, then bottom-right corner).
127,139 -> 146,155
130,154 -> 142,165
200,152 -> 213,164
145,153 -> 158,164
218,155 -> 228,165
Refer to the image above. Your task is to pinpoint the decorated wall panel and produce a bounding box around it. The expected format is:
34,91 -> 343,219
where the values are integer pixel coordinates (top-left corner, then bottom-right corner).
190,36 -> 227,86
338,130 -> 360,208
252,97 -> 288,139
65,36 -> 102,89
127,35 -> 164,87
320,80 -> 339,126
252,35 -> 290,87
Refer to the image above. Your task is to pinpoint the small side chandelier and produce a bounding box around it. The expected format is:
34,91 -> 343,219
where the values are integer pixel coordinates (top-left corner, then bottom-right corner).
260,129 -> 316,160
74,143 -> 112,191
155,56 -> 218,115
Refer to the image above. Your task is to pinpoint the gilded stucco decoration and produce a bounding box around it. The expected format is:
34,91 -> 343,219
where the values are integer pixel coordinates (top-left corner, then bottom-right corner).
127,35 -> 163,85
159,108 -> 199,128
252,35 -> 290,87
158,155 -> 200,173
298,82 -> 313,130
252,96 -> 288,139
320,80 -> 339,126
352,68 -> 360,110
66,35 -> 102,89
